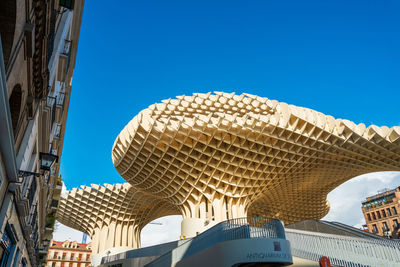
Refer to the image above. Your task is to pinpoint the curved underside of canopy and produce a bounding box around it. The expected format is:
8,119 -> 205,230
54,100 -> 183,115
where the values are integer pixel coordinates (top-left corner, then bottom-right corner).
112,92 -> 400,223
58,91 -> 400,253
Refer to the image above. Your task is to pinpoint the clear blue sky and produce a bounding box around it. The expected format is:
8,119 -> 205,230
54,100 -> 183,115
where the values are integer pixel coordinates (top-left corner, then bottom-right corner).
60,0 -> 400,189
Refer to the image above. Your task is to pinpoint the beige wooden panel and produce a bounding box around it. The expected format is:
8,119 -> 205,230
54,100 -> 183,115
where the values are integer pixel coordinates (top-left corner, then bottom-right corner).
58,92 -> 400,252
56,183 -> 178,253
112,92 -> 400,224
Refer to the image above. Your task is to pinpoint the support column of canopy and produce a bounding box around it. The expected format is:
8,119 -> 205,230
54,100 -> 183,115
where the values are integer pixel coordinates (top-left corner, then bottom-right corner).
180,194 -> 248,238
90,226 -> 101,255
89,221 -> 141,254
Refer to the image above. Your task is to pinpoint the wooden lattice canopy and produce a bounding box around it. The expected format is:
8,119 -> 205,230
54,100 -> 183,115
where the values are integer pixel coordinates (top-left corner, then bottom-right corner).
58,92 -> 400,252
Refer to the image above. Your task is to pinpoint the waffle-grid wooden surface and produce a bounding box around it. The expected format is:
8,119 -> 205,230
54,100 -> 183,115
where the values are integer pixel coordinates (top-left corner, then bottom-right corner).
58,92 -> 400,251
112,92 -> 400,223
57,183 -> 178,253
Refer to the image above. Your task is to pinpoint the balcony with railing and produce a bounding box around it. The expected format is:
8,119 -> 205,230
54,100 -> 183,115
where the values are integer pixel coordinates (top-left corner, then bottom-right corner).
54,91 -> 66,124
363,198 -> 394,211
52,123 -> 62,139
61,40 -> 71,56
50,141 -> 59,158
46,95 -> 57,130
50,199 -> 59,211
57,92 -> 66,110
15,178 -> 31,218
47,255 -> 91,262
26,176 -> 37,208
48,124 -> 62,160
53,175 -> 63,198
47,90 -> 67,127
362,190 -> 396,210
58,39 -> 72,82
49,165 -> 57,178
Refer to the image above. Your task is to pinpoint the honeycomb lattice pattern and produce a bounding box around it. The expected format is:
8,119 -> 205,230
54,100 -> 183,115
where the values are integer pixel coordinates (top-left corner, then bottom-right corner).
58,92 -> 400,252
112,92 -> 400,223
57,183 -> 178,253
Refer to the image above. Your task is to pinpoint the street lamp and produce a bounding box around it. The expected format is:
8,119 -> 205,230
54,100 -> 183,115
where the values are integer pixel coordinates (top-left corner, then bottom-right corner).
18,152 -> 58,178
39,152 -> 58,171
10,152 -> 59,191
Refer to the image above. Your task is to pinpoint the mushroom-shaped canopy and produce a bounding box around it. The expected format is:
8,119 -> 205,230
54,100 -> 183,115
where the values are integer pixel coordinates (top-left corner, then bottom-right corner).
57,183 -> 179,253
112,92 -> 400,224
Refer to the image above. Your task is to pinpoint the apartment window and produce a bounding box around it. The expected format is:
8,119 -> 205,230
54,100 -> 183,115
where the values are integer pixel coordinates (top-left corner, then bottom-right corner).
367,213 -> 371,221
383,222 -> 389,231
394,219 -> 399,228
392,207 -> 398,215
52,263 -> 56,267
387,208 -> 392,216
59,0 -> 74,9
0,226 -> 16,267
372,212 -> 376,220
382,209 -> 386,217
376,211 -> 381,219
372,224 -> 378,233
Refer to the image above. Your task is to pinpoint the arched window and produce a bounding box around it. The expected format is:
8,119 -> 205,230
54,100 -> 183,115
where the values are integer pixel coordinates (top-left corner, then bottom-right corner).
9,84 -> 22,137
0,0 -> 17,70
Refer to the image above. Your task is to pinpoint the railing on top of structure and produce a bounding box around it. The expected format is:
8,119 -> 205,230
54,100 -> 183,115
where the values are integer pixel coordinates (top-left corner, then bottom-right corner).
135,217 -> 286,267
182,216 -> 285,258
102,217 -> 286,265
286,228 -> 400,267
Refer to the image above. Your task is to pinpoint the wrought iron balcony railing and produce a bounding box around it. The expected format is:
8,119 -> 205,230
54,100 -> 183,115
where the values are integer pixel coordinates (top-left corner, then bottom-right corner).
61,40 -> 71,56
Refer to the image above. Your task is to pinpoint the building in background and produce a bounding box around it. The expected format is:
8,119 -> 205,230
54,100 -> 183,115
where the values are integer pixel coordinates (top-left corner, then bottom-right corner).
362,186 -> 400,238
0,0 -> 84,266
81,233 -> 88,244
46,240 -> 91,267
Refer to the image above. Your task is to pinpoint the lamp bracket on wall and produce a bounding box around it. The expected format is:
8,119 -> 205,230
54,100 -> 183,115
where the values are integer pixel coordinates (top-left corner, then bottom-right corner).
18,170 -> 40,178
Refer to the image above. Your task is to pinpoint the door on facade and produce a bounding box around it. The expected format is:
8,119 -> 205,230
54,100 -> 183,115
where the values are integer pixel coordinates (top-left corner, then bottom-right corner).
0,228 -> 15,267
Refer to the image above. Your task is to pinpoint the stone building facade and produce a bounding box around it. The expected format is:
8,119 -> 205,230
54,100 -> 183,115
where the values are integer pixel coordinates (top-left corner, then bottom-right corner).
46,240 -> 91,267
362,186 -> 400,238
0,0 -> 84,266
